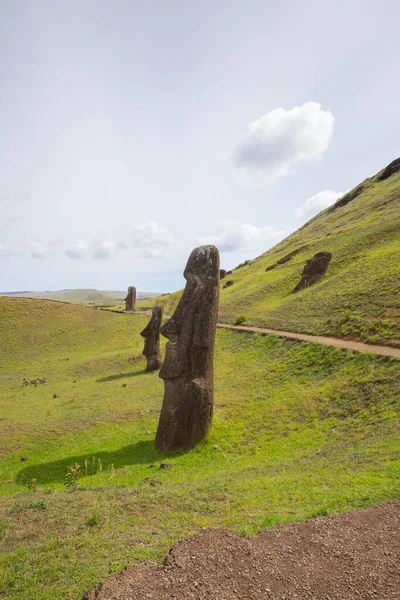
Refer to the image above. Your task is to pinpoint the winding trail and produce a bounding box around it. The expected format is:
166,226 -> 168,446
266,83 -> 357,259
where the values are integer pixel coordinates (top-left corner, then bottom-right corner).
131,310 -> 400,358
217,323 -> 400,358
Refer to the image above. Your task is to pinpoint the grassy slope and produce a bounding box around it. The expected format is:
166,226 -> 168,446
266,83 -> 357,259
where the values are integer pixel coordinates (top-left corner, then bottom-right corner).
137,166 -> 400,347
0,298 -> 399,599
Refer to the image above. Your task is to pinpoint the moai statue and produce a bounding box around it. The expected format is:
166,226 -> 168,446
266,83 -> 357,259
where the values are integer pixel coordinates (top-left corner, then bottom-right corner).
155,245 -> 220,452
125,286 -> 136,311
140,305 -> 163,372
293,251 -> 332,292
220,269 -> 227,280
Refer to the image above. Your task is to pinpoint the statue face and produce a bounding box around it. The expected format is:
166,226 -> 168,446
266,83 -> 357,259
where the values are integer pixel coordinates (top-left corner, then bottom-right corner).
159,245 -> 219,381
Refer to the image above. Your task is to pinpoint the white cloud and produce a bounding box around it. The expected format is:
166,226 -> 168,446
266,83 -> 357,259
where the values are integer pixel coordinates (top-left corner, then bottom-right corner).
92,240 -> 118,260
0,246 -> 22,259
296,189 -> 346,219
31,241 -> 58,260
199,220 -> 285,253
118,222 -> 174,250
139,248 -> 163,259
64,241 -> 88,260
234,101 -> 334,184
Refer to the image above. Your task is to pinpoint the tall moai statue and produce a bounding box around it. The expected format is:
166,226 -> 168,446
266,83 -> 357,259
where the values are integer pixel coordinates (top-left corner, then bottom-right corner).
155,245 -> 220,452
140,304 -> 163,372
125,286 -> 136,311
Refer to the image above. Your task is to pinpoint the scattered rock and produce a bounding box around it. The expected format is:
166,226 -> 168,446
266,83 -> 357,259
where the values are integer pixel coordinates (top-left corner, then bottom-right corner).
53,394 -> 59,399
293,251 -> 332,292
223,280 -> 234,289
22,378 -> 46,387
149,463 -> 156,468
19,457 -> 29,462
159,462 -> 172,470
146,430 -> 151,435
150,480 -> 162,487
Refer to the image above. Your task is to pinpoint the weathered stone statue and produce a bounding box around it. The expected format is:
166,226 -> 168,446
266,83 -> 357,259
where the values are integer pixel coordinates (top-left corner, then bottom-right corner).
294,251 -> 332,292
140,305 -> 163,372
220,269 -> 227,280
125,286 -> 136,311
155,245 -> 220,452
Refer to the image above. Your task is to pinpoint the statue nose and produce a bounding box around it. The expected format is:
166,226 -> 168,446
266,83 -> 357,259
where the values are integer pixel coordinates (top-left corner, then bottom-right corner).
161,319 -> 179,339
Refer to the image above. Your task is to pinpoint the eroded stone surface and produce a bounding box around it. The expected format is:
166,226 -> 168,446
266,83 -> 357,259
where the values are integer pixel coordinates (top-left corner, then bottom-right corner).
377,157 -> 400,181
155,245 -> 220,452
140,305 -> 163,372
125,286 -> 136,311
294,251 -> 332,292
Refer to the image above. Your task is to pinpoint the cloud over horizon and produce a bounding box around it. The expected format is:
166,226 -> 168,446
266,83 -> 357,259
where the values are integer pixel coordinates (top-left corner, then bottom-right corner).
199,220 -> 285,253
62,222 -> 175,261
296,189 -> 346,219
234,102 -> 334,184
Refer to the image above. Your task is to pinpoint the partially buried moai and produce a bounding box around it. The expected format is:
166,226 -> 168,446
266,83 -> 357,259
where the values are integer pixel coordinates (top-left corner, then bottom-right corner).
125,286 -> 136,311
293,251 -> 332,292
140,305 -> 163,372
155,245 -> 220,452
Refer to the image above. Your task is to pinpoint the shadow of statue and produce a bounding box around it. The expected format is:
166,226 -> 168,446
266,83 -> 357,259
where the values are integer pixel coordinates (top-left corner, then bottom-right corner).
97,369 -> 147,383
16,440 -> 161,486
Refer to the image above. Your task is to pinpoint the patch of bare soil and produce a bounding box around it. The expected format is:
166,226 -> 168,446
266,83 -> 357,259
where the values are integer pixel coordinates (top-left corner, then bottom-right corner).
83,500 -> 399,599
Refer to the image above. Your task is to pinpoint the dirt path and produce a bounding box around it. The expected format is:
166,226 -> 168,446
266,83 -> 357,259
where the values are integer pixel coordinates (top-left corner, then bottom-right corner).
83,500 -> 399,599
217,323 -> 400,358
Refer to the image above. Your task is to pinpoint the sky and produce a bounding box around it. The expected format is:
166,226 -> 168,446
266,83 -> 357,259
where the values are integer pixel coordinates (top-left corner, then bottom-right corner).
1,0 -> 399,293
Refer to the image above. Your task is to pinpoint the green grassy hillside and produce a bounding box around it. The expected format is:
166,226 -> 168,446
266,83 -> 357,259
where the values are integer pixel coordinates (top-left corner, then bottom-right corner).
0,299 -> 399,599
138,162 -> 400,347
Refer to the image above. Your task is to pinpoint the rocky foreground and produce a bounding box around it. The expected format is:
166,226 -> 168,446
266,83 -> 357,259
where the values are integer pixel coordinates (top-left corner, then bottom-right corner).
84,500 -> 399,599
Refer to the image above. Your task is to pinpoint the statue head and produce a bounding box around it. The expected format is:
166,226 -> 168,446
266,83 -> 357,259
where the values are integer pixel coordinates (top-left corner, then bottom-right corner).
140,304 -> 163,358
159,245 -> 220,381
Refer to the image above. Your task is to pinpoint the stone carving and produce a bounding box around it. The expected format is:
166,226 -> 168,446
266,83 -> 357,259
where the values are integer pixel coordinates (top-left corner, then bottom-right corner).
293,252 -> 332,292
223,280 -> 234,289
220,269 -> 227,280
265,245 -> 309,272
377,157 -> 400,181
140,305 -> 163,372
125,286 -> 136,311
155,245 -> 220,452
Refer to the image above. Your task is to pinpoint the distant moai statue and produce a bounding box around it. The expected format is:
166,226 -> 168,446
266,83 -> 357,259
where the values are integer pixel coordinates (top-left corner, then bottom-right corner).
293,252 -> 332,292
140,305 -> 163,372
155,245 -> 220,452
125,286 -> 136,311
220,269 -> 227,280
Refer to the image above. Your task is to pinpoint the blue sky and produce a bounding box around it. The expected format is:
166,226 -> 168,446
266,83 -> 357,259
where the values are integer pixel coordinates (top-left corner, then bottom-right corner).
1,0 -> 399,292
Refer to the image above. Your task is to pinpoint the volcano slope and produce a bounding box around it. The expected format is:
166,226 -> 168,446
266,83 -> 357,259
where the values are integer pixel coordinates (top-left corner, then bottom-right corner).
137,159 -> 400,348
0,297 -> 399,599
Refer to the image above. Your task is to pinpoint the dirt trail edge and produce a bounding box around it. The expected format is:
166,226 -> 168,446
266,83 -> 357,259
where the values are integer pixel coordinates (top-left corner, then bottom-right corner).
83,500 -> 399,600
217,323 -> 400,358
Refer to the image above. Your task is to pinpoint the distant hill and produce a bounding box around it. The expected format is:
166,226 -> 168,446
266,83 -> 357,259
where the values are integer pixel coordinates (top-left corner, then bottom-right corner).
0,288 -> 161,305
137,158 -> 400,347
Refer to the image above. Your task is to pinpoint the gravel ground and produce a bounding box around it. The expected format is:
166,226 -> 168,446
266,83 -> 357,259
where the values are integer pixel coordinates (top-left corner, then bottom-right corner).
83,499 -> 399,599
